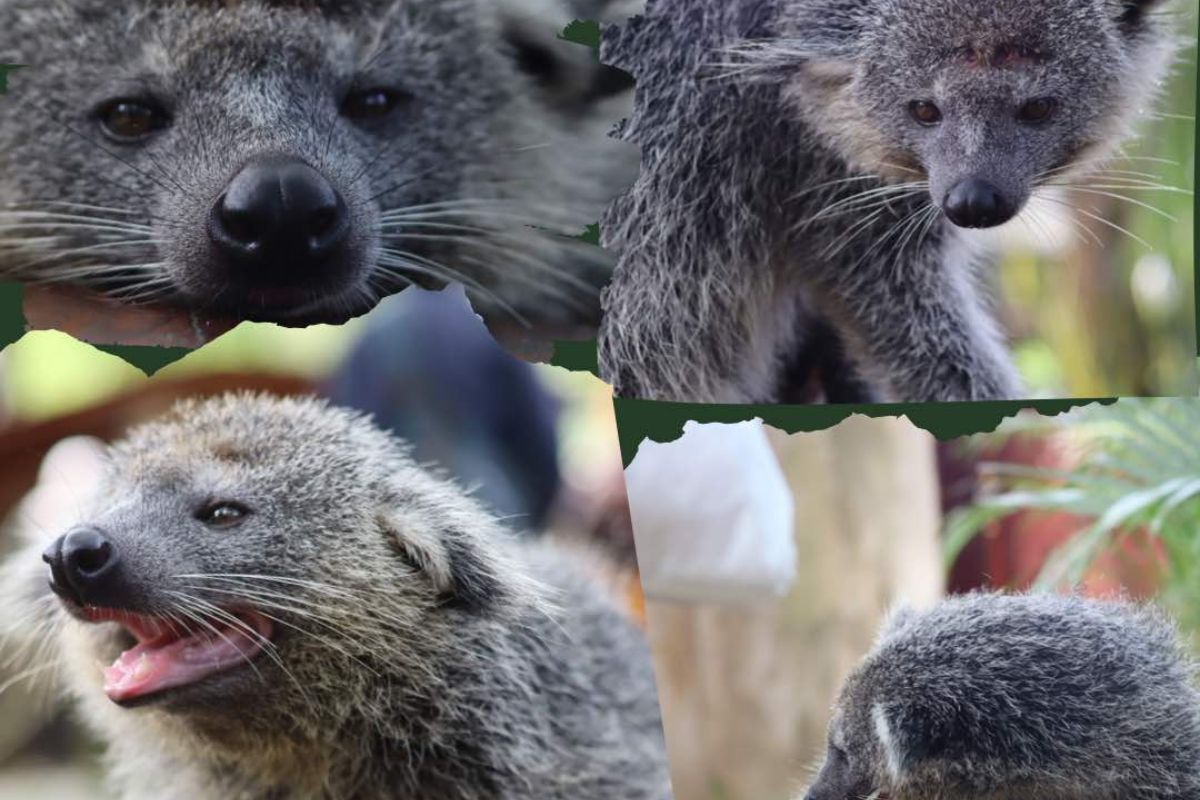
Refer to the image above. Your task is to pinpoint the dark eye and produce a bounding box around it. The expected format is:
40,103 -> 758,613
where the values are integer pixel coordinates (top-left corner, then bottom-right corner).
96,98 -> 171,142
1017,97 -> 1058,124
340,87 -> 408,120
909,100 -> 943,126
196,502 -> 250,528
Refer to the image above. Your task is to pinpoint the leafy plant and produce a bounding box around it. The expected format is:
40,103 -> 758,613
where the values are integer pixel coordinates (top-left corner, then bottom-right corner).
944,399 -> 1200,641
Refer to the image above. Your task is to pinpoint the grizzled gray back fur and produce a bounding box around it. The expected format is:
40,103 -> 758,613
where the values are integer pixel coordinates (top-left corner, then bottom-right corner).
0,0 -> 637,327
598,0 -> 1180,402
803,593 -> 1200,800
0,393 -> 672,800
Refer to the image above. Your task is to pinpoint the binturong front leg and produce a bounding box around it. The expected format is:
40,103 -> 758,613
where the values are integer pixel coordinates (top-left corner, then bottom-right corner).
816,231 -> 1023,403
599,240 -> 805,403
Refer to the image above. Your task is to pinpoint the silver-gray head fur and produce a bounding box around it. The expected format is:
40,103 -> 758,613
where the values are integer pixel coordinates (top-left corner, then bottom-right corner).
803,593 -> 1200,800
0,393 -> 671,800
0,0 -> 638,327
598,0 -> 1180,403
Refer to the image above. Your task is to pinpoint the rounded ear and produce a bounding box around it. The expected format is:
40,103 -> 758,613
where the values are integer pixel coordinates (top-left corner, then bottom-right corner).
719,0 -> 862,88
378,482 -> 542,616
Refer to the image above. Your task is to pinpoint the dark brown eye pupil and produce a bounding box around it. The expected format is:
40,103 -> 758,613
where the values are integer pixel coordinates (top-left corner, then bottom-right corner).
100,100 -> 167,140
910,101 -> 942,126
201,503 -> 248,526
342,88 -> 405,120
1020,98 -> 1056,123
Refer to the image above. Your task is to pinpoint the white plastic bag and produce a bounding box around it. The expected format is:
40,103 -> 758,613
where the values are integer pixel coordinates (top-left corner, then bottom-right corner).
625,420 -> 796,604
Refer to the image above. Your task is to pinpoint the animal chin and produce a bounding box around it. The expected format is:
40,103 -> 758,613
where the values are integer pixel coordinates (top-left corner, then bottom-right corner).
192,281 -> 356,325
77,607 -> 274,704
241,285 -> 318,310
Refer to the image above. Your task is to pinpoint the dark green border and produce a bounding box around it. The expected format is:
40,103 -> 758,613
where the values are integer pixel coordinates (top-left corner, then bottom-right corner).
0,64 -> 22,93
0,276 -> 193,375
0,69 -> 25,353
613,398 -> 1116,466
561,20 -> 602,56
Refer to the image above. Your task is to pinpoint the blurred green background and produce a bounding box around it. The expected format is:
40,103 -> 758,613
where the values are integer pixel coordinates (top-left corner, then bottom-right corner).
997,9 -> 1197,398
945,398 -> 1200,649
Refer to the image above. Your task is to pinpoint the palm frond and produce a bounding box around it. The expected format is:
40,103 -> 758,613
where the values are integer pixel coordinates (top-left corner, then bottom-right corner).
943,399 -> 1200,642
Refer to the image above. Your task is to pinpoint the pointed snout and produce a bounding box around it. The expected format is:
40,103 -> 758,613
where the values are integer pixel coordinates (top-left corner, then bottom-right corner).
209,155 -> 352,280
942,178 -> 1018,229
43,526 -> 122,607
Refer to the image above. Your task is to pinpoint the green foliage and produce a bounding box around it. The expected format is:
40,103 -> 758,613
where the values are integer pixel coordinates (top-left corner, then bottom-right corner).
944,399 -> 1200,641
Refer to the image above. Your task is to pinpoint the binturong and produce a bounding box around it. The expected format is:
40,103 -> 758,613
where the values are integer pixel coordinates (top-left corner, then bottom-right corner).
598,0 -> 1182,403
0,393 -> 672,800
802,593 -> 1200,800
0,0 -> 637,327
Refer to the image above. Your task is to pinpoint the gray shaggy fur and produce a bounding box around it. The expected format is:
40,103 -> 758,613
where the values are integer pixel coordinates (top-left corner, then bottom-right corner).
0,393 -> 671,800
0,0 -> 637,327
802,593 -> 1200,800
598,0 -> 1180,402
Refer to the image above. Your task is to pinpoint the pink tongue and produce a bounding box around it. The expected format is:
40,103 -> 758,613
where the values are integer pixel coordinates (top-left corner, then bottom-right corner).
104,617 -> 268,703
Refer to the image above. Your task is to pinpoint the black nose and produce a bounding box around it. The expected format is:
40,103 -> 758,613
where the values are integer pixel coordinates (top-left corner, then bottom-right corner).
943,179 -> 1017,229
209,156 -> 350,279
43,527 -> 121,607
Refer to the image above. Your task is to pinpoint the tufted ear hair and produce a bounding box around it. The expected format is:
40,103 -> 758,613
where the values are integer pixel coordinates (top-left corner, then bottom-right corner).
378,479 -> 542,616
723,0 -> 863,85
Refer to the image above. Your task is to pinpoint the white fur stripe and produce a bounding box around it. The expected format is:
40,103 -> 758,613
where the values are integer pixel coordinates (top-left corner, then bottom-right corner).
872,703 -> 903,781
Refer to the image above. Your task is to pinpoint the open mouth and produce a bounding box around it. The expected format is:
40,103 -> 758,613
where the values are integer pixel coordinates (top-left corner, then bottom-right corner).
78,607 -> 274,704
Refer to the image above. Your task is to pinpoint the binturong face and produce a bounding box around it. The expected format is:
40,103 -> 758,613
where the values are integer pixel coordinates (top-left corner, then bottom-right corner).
0,0 -> 634,325
778,0 -> 1175,230
801,706 -> 888,800
6,394 -> 528,744
855,0 -> 1133,230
